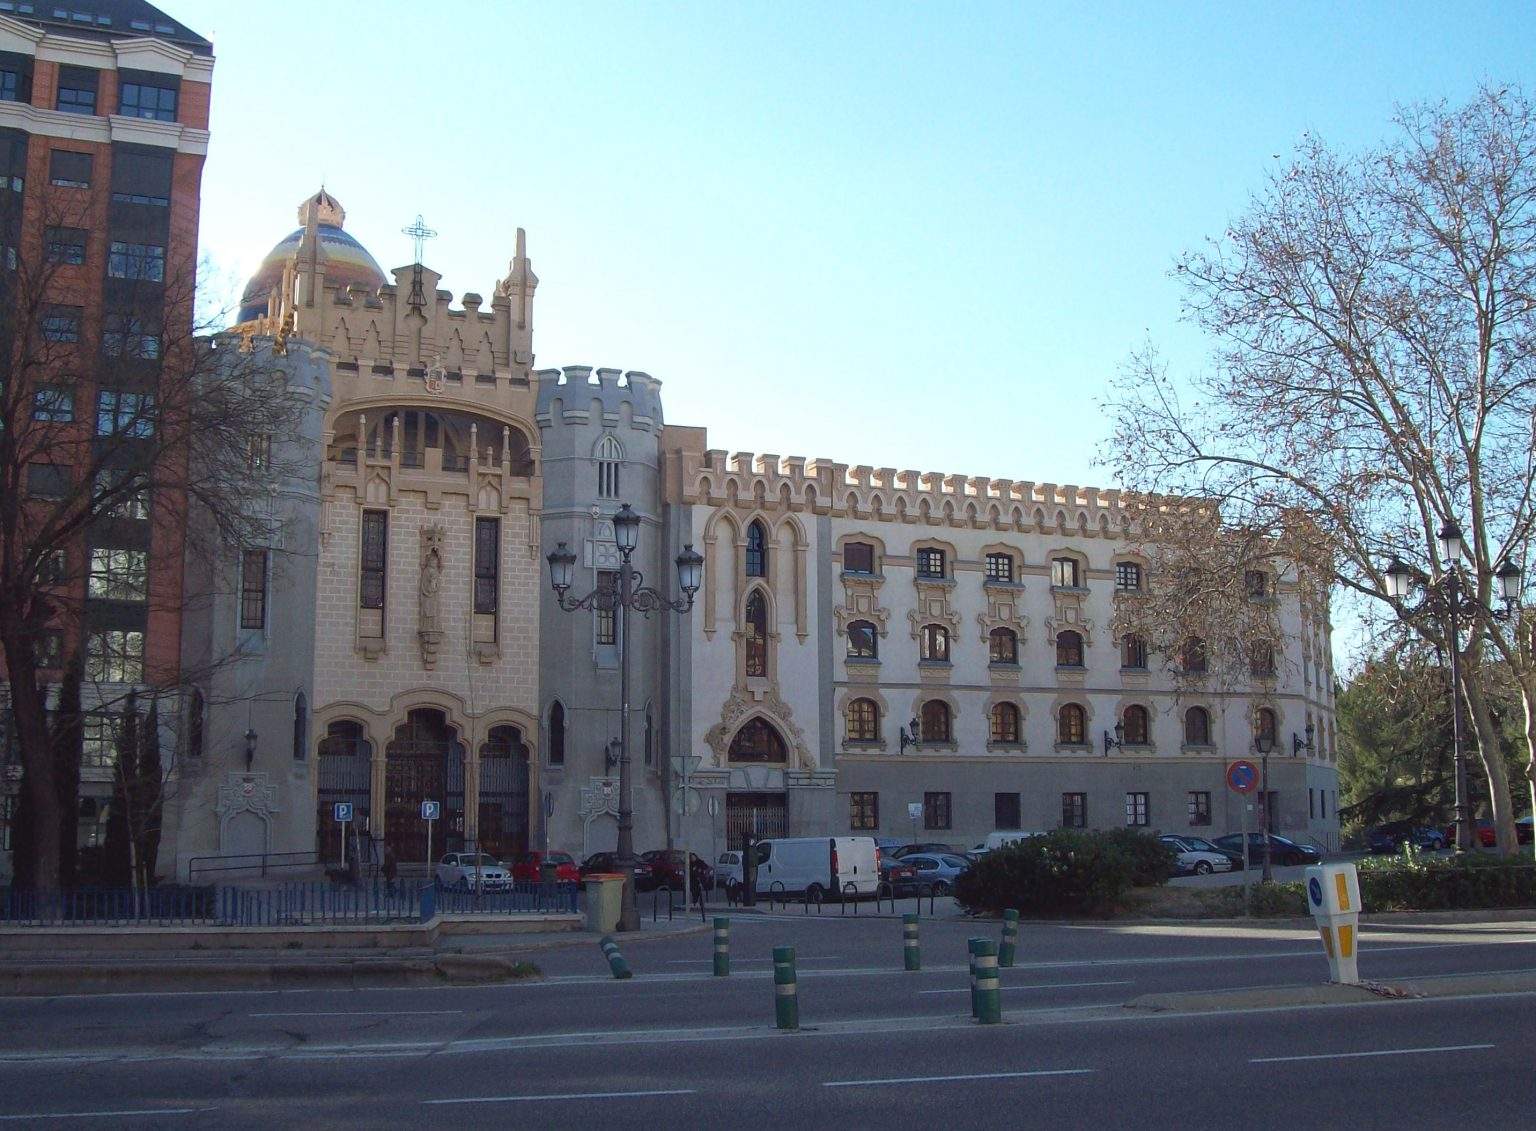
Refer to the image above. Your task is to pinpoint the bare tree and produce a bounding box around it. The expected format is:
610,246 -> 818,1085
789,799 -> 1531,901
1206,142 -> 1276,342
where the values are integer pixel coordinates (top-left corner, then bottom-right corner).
0,182 -> 305,889
1105,86 -> 1536,854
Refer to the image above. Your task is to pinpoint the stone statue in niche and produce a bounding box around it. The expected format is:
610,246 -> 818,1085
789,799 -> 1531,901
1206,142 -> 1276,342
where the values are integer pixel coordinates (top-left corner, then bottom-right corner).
419,524 -> 446,667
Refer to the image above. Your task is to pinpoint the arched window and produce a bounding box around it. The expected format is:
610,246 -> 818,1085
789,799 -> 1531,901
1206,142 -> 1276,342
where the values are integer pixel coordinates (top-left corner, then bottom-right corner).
292,691 -> 307,760
1182,637 -> 1208,674
848,698 -> 880,742
1184,706 -> 1211,746
728,717 -> 787,763
745,589 -> 768,677
847,620 -> 878,659
920,700 -> 951,743
549,701 -> 565,766
1255,707 -> 1278,750
1122,704 -> 1150,745
1058,703 -> 1087,745
1056,630 -> 1084,668
595,434 -> 623,499
745,520 -> 768,578
990,702 -> 1020,744
1250,640 -> 1275,679
1121,633 -> 1147,670
187,688 -> 204,758
988,627 -> 1018,665
919,624 -> 950,663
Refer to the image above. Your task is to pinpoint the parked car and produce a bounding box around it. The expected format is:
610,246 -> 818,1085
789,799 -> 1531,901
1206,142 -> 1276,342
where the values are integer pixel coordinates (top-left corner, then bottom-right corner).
878,855 -> 920,895
971,831 -> 1045,853
1173,834 -> 1244,867
511,850 -> 580,883
1157,835 -> 1235,876
1443,820 -> 1498,848
1212,833 -> 1323,867
1520,815 -> 1534,845
1365,822 -> 1447,854
899,852 -> 972,894
888,842 -> 961,860
434,852 -> 512,891
641,849 -> 715,892
753,836 -> 880,899
580,851 -> 655,890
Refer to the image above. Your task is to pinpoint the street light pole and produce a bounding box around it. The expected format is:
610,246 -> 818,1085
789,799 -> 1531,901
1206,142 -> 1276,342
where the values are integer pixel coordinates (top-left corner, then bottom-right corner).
548,504 -> 703,932
1255,730 -> 1274,883
1445,569 -> 1470,853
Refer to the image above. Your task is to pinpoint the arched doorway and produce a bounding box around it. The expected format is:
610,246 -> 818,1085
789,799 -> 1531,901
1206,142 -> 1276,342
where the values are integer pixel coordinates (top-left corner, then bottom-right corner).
478,725 -> 530,860
385,708 -> 465,863
316,720 -> 371,863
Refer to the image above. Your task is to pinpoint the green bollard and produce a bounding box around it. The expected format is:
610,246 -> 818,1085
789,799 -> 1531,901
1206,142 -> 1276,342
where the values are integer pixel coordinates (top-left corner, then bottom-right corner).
902,913 -> 921,971
967,937 -> 984,1019
975,939 -> 1002,1024
599,934 -> 633,980
713,917 -> 731,976
1000,909 -> 1019,968
773,944 -> 799,1030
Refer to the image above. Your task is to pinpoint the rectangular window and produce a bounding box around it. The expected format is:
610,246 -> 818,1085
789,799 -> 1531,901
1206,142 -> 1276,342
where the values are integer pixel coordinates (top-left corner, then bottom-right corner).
994,792 -> 1021,831
1188,791 -> 1212,827
360,510 -> 387,609
88,547 -> 148,601
842,542 -> 874,574
0,65 -> 23,103
915,548 -> 945,578
0,794 -> 11,852
240,549 -> 268,629
86,629 -> 144,683
474,517 -> 499,615
102,314 -> 161,359
37,629 -> 62,669
1125,792 -> 1150,827
984,553 -> 1015,583
82,711 -> 118,769
246,433 -> 271,472
1062,792 -> 1087,829
1051,557 -> 1081,588
42,305 -> 82,342
1115,561 -> 1142,591
118,80 -> 177,122
110,149 -> 172,206
31,384 -> 74,421
96,389 -> 156,437
1321,791 -> 1327,819
1245,570 -> 1270,598
1309,788 -> 1315,820
26,463 -> 70,499
45,226 -> 87,265
597,459 -> 619,499
595,570 -> 617,645
95,469 -> 149,519
39,550 -> 68,585
107,241 -> 165,282
49,150 -> 92,188
922,791 -> 951,831
55,65 -> 99,115
849,791 -> 878,831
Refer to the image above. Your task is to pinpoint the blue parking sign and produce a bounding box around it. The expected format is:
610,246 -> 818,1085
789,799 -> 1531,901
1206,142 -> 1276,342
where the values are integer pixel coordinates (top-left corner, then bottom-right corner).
333,802 -> 353,823
421,800 -> 441,821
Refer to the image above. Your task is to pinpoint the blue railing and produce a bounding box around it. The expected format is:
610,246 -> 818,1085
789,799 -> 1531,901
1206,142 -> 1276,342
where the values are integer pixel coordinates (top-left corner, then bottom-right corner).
0,880 -> 579,928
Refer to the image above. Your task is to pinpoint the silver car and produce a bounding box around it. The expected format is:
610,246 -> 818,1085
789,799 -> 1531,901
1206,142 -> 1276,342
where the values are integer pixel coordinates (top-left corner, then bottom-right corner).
900,853 -> 972,895
1158,835 -> 1235,876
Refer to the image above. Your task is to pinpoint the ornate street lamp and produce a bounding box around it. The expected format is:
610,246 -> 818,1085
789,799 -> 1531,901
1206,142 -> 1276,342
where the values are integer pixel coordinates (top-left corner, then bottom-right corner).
547,503 -> 701,931
1102,720 -> 1126,757
1254,728 -> 1277,882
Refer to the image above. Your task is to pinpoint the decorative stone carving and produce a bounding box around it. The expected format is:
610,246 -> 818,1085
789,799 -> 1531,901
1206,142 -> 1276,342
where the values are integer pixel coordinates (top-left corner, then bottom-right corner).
909,578 -> 961,639
215,772 -> 280,859
418,524 -> 446,667
834,572 -> 889,637
580,776 -> 620,821
704,686 -> 812,768
976,592 -> 1030,643
1045,591 -> 1094,646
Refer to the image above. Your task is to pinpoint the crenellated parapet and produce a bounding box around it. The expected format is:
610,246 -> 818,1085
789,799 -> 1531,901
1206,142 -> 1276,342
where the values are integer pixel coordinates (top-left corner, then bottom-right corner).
670,449 -> 1130,537
534,366 -> 665,433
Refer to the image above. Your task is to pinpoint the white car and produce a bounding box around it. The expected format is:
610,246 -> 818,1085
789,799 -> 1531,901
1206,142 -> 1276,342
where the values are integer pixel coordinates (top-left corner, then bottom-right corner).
1158,835 -> 1235,876
716,851 -> 745,893
434,852 -> 513,891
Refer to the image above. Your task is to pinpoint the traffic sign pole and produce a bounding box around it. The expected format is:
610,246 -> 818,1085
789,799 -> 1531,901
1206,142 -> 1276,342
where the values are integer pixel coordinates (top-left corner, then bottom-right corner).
1226,761 -> 1259,914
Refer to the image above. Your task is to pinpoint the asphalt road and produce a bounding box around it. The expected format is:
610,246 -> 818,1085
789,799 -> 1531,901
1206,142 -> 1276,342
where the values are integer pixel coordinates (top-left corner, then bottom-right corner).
3,913 -> 1534,1128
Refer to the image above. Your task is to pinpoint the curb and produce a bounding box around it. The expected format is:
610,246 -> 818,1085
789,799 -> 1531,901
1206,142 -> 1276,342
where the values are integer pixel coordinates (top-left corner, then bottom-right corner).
1126,968 -> 1536,1013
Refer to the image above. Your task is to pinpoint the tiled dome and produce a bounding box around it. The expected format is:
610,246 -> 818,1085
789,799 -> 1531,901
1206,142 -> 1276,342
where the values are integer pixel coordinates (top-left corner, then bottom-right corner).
238,190 -> 387,322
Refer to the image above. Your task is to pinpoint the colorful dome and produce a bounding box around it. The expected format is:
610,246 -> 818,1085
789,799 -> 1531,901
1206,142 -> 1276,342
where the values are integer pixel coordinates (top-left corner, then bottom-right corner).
238,190 -> 388,322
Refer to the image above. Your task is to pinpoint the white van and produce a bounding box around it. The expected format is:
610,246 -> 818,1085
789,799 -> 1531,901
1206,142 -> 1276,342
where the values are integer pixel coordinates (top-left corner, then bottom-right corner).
753,836 -> 880,899
972,830 -> 1045,853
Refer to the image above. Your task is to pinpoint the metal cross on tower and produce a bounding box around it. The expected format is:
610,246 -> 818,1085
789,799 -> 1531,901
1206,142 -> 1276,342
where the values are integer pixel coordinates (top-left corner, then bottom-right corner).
402,214 -> 437,310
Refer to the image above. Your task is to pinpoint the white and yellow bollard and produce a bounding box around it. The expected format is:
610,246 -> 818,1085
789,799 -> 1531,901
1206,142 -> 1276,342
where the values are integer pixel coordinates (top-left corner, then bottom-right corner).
1304,862 -> 1361,984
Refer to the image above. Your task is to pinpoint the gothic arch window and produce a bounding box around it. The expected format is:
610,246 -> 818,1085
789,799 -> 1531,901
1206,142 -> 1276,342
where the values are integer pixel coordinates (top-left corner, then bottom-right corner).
1185,706 -> 1212,746
920,699 -> 951,743
745,588 -> 769,677
989,627 -> 1018,665
919,623 -> 950,662
847,698 -> 880,742
728,717 -> 787,763
1182,637 -> 1208,674
1056,630 -> 1084,668
187,688 -> 204,758
847,620 -> 878,659
745,520 -> 768,578
990,702 -> 1020,744
596,434 -> 623,499
1122,704 -> 1150,745
1250,639 -> 1276,679
644,700 -> 655,766
1255,707 -> 1278,749
1058,703 -> 1087,745
292,691 -> 307,761
548,701 -> 566,766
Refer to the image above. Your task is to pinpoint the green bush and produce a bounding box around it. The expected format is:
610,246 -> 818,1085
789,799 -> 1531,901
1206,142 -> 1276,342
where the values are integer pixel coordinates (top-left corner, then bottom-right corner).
953,829 -> 1174,916
1355,852 -> 1536,911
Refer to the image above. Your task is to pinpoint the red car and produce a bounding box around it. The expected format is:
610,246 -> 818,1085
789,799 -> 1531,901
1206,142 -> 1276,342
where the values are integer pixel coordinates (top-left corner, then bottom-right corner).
511,851 -> 580,883
1442,820 -> 1526,848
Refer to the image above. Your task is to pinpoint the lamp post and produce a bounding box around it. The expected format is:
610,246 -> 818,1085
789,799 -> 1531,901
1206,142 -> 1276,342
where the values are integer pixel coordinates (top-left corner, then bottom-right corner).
1384,521 -> 1522,853
899,716 -> 921,754
1254,730 -> 1276,882
243,728 -> 257,773
1102,721 -> 1126,757
547,504 -> 702,931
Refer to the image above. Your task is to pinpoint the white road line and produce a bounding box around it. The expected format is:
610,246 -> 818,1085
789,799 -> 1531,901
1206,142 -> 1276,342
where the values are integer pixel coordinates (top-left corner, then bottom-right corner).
666,956 -> 843,965
0,1109 -> 205,1121
249,1010 -> 464,1018
1252,1043 -> 1494,1064
918,980 -> 1133,995
824,1069 -> 1095,1088
423,1089 -> 694,1105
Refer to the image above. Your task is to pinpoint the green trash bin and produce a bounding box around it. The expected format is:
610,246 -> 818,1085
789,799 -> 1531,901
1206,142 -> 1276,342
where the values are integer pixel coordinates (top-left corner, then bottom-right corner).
584,873 -> 626,933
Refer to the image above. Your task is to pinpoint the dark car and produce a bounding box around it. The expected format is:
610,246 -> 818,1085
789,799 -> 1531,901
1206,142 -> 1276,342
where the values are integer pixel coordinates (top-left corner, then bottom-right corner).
879,856 -> 920,895
580,851 -> 655,890
1366,822 -> 1446,854
1212,832 -> 1323,867
889,842 -> 960,860
641,849 -> 715,893
1174,834 -> 1245,868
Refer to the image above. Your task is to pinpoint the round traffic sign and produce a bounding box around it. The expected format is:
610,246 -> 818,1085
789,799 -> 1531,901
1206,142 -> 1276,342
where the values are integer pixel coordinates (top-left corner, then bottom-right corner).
1308,877 -> 1323,908
1226,760 -> 1259,794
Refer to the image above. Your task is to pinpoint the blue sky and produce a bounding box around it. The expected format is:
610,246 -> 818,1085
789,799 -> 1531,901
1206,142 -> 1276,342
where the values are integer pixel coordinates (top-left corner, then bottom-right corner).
187,1 -> 1534,492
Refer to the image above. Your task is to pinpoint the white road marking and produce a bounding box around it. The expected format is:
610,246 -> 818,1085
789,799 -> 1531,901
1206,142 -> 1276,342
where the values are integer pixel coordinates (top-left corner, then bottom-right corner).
918,980 -> 1133,995
666,956 -> 843,965
423,1089 -> 694,1105
1252,1043 -> 1494,1064
249,1010 -> 464,1018
824,1069 -> 1094,1088
0,1109 -> 205,1121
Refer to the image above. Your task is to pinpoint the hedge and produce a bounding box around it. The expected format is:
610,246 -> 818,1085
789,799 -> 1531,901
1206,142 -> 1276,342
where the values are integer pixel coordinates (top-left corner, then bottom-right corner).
953,829 -> 1174,916
1202,854 -> 1536,917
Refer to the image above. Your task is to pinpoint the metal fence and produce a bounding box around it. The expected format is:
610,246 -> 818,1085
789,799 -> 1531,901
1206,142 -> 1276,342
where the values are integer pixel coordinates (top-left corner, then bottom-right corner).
0,880 -> 579,928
